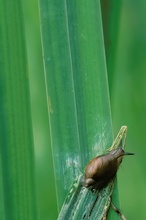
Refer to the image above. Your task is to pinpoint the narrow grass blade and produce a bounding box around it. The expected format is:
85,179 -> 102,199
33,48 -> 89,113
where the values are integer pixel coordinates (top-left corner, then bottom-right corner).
0,1 -> 38,219
101,0 -> 122,93
58,175 -> 115,220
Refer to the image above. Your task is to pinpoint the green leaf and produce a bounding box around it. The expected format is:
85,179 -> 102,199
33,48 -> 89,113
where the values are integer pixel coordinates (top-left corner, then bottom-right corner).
101,0 -> 122,88
58,175 -> 115,219
57,126 -> 127,219
0,1 -> 38,219
39,0 -> 120,219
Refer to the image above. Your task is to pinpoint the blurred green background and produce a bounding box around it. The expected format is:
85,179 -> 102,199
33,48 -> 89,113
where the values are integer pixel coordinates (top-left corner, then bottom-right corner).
23,0 -> 146,219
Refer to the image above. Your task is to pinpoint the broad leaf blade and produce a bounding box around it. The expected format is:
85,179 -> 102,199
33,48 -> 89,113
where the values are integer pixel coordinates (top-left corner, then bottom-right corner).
39,0 -> 119,219
39,0 -> 82,209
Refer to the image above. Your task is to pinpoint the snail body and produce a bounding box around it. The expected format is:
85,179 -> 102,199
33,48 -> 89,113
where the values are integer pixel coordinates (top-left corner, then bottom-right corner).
84,148 -> 134,189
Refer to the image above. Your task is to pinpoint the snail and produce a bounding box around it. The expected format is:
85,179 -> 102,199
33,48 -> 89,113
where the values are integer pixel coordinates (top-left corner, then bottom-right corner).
84,147 -> 134,189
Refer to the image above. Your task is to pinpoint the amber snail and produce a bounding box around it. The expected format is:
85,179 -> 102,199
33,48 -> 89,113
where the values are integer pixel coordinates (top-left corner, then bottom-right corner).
84,147 -> 134,189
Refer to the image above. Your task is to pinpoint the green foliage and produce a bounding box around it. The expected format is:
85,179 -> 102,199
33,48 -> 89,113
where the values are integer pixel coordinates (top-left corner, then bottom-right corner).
1,0 -> 145,219
38,0 -> 119,219
111,1 -> 146,219
0,1 -> 38,220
